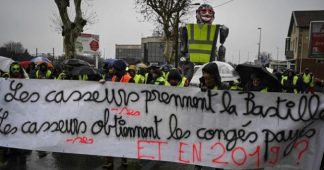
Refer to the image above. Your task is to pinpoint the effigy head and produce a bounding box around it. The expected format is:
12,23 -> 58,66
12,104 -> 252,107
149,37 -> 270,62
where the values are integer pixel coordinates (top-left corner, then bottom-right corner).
196,4 -> 215,24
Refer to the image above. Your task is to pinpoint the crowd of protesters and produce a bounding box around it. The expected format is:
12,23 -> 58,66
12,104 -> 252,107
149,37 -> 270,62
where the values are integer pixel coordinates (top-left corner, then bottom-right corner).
0,58 -> 323,170
2,59 -> 323,94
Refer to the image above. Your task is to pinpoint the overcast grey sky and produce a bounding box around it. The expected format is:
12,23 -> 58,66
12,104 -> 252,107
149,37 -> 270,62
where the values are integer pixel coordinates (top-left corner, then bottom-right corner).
0,0 -> 323,64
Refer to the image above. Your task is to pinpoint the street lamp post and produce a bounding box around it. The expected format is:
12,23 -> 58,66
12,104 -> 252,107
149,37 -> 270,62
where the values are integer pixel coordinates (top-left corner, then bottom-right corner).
276,47 -> 279,69
257,27 -> 262,64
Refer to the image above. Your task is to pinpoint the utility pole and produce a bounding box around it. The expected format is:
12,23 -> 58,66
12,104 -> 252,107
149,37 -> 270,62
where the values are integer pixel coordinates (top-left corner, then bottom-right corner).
257,28 -> 262,64
238,50 -> 241,64
299,37 -> 304,74
276,47 -> 279,69
247,51 -> 250,63
104,48 -> 106,59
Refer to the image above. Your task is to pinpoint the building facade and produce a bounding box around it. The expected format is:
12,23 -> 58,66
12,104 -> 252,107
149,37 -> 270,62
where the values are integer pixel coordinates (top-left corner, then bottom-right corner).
141,36 -> 166,65
115,44 -> 142,63
285,10 -> 324,80
114,36 -> 167,65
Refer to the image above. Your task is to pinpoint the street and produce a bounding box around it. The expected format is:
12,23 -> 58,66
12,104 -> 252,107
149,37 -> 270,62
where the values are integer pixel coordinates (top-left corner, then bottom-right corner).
2,151 -> 202,170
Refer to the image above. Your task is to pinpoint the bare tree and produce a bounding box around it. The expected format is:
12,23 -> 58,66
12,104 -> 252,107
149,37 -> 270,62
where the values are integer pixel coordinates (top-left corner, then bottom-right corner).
3,41 -> 25,54
135,0 -> 193,65
54,0 -> 88,59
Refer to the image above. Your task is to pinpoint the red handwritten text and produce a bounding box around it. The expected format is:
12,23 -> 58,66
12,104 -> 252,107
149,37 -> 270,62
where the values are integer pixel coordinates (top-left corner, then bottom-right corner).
66,136 -> 94,144
111,107 -> 141,116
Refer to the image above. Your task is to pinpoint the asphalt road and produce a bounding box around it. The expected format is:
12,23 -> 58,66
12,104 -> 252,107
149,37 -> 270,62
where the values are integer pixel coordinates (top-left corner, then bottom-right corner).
1,151 -> 205,170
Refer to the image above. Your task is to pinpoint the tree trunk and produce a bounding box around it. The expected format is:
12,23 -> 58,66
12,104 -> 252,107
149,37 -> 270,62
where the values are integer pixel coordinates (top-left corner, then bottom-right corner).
64,30 -> 75,59
164,38 -> 175,64
55,0 -> 86,59
63,26 -> 80,59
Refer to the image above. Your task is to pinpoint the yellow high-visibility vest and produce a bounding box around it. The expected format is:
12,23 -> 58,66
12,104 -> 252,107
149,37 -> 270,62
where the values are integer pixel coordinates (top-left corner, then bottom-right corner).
281,75 -> 288,86
36,70 -> 52,79
165,76 -> 187,87
134,74 -> 145,84
78,74 -> 88,81
303,74 -> 311,84
178,77 -> 187,87
186,23 -> 219,63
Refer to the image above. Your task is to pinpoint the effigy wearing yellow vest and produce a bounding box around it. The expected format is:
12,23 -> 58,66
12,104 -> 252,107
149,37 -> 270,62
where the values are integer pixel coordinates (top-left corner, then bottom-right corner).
186,23 -> 219,63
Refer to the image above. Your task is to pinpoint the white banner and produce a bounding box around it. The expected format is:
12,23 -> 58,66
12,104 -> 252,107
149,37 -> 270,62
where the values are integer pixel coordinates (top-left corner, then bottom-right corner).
0,78 -> 323,169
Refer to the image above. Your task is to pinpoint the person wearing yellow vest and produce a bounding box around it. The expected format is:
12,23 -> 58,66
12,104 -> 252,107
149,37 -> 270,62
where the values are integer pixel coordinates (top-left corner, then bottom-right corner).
127,64 -> 136,78
78,74 -> 88,81
160,64 -> 173,80
35,63 -> 52,79
244,73 -> 268,92
2,62 -> 30,167
301,68 -> 313,93
281,69 -> 298,93
165,69 -> 188,87
133,63 -> 147,84
145,64 -> 158,84
178,57 -> 195,83
229,79 -> 243,91
8,62 -> 27,79
180,4 -> 229,64
146,64 -> 166,85
153,69 -> 166,85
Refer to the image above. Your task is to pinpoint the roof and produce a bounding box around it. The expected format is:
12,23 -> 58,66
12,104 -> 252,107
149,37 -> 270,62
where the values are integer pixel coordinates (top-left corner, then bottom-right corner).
287,10 -> 324,36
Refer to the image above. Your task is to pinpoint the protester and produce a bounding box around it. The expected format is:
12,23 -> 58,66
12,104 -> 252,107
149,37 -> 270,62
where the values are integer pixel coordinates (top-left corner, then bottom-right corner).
133,63 -> 147,84
56,64 -> 74,80
199,62 -> 221,91
3,62 -> 31,167
101,60 -> 115,81
300,67 -> 313,93
244,73 -> 268,92
32,65 -> 51,159
35,62 -> 53,79
281,69 -> 298,93
127,64 -> 136,79
178,57 -> 195,83
26,62 -> 37,79
229,79 -> 243,91
9,62 -> 27,79
147,64 -> 166,85
272,68 -> 282,82
160,64 -> 173,80
103,61 -> 131,168
111,59 -> 134,83
196,63 -> 223,170
78,74 -> 88,81
165,69 -> 188,87
145,64 -> 157,84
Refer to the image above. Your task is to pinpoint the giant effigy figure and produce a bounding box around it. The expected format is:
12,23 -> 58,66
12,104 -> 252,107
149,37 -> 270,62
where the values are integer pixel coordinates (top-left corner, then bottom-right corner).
180,4 -> 229,63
